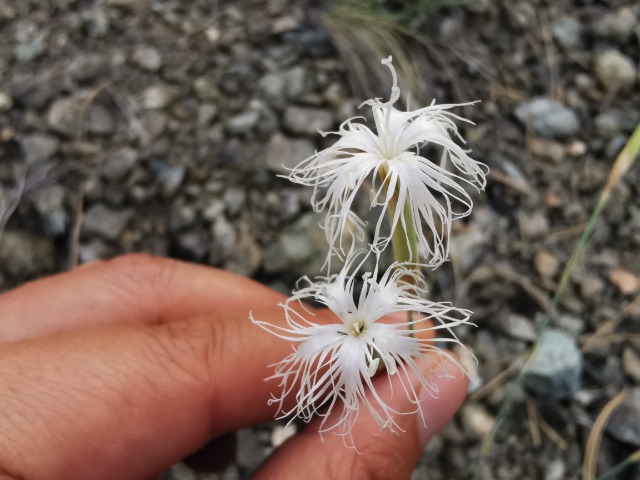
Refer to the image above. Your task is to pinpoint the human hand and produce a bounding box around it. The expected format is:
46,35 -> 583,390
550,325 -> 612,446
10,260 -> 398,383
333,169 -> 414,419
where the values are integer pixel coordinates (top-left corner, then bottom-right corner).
0,254 -> 467,480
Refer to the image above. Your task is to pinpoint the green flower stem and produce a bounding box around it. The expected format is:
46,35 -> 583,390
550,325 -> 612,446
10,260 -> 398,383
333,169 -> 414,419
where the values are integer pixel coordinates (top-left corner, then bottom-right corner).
389,196 -> 419,265
385,185 -> 420,334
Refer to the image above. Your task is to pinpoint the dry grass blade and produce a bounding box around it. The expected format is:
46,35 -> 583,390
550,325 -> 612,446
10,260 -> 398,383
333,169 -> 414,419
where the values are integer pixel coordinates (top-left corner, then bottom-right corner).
527,399 -> 542,447
583,389 -> 628,480
494,265 -> 550,310
469,355 -> 525,402
488,170 -> 535,197
0,162 -> 69,244
536,410 -> 568,451
318,0 -> 473,102
320,7 -> 420,100
582,294 -> 640,352
583,333 -> 640,351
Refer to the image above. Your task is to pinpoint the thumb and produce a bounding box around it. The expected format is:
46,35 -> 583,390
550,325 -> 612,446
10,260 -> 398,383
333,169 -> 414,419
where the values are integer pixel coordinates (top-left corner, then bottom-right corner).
254,354 -> 468,480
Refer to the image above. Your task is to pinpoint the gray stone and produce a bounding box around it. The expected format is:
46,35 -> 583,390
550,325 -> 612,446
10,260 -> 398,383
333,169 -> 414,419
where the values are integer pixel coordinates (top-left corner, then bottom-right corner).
224,231 -> 262,276
47,96 -> 85,137
0,91 -> 13,112
14,36 -> 47,63
518,210 -> 549,239
163,463 -> 197,480
193,76 -> 220,101
449,225 -> 486,274
495,314 -> 537,341
210,216 -> 236,264
554,314 -> 585,336
140,111 -> 169,141
20,133 -> 60,164
284,66 -> 309,99
579,274 -> 605,299
131,46 -> 163,72
0,229 -> 55,276
593,8 -> 637,44
515,98 -> 580,138
79,239 -> 114,263
263,211 -> 368,277
226,110 -> 260,135
202,199 -> 225,222
236,429 -> 267,470
142,84 -> 180,110
595,112 -> 622,136
284,106 -> 334,136
263,212 -> 322,274
82,204 -> 134,240
605,135 -> 627,160
82,7 -> 110,37
102,148 -> 138,180
169,203 -> 197,231
264,133 -> 315,173
551,18 -> 583,49
31,184 -> 69,236
544,459 -> 566,480
258,72 -> 286,106
88,105 -> 115,136
176,230 -> 208,260
598,110 -> 639,134
594,50 -> 637,93
523,329 -> 582,400
607,387 -> 640,447
151,161 -> 185,198
197,103 -> 218,126
223,187 -> 246,216
256,107 -> 279,136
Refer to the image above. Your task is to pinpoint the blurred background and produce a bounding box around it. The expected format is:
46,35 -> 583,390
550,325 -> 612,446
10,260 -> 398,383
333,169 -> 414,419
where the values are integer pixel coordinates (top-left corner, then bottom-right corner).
0,0 -> 639,478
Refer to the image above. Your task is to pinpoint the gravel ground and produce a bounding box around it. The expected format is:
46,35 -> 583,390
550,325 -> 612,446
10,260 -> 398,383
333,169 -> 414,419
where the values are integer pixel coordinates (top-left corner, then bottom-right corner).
1,0 -> 639,479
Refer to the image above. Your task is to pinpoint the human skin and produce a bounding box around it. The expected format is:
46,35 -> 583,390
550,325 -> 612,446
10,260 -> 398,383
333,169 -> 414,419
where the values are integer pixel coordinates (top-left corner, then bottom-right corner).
0,254 -> 468,480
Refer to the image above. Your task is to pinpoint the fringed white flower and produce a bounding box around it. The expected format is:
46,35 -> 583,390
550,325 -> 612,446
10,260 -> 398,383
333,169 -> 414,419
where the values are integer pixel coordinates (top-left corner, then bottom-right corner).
250,252 -> 473,445
287,56 -> 489,267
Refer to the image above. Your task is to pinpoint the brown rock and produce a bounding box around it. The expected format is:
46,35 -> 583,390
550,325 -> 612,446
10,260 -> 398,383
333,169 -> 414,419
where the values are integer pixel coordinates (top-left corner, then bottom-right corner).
609,268 -> 640,295
527,137 -> 565,163
534,250 -> 559,278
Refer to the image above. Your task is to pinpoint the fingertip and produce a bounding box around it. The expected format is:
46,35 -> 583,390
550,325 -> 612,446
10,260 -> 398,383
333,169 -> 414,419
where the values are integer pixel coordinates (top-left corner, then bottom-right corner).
254,351 -> 468,480
416,358 -> 468,445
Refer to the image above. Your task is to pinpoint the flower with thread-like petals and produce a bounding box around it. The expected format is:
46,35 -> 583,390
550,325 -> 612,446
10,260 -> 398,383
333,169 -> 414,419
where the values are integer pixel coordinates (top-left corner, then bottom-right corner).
287,56 -> 489,268
250,252 -> 473,445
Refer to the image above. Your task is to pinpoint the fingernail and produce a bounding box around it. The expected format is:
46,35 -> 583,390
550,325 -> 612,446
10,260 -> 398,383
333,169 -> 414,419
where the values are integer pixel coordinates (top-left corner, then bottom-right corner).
416,357 -> 467,446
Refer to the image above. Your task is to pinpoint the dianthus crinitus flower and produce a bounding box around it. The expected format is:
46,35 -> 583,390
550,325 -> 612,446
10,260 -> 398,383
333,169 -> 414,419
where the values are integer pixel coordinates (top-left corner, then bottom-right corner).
250,253 -> 473,443
287,56 -> 489,267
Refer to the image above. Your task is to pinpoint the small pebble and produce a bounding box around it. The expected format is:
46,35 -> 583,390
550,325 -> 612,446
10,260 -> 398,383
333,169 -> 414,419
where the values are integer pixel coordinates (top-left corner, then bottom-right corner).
594,50 -> 637,93
131,46 -> 163,72
0,91 -> 13,112
534,250 -> 559,278
609,268 -> 640,295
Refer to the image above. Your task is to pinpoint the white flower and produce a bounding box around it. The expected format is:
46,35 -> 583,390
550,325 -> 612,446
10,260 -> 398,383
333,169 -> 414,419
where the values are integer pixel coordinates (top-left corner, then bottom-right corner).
250,253 -> 473,444
287,56 -> 489,267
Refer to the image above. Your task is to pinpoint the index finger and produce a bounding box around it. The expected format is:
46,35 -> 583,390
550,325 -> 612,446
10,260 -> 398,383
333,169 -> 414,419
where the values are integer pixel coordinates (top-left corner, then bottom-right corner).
0,254 -> 285,343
